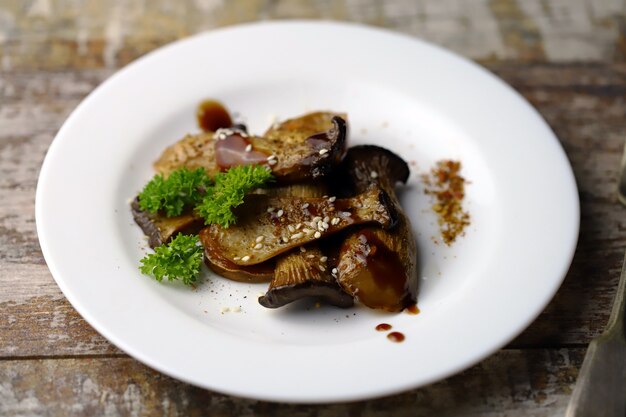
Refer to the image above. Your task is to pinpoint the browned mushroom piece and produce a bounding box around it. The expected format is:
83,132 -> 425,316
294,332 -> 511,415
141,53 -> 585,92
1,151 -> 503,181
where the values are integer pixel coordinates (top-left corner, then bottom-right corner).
153,112 -> 347,183
199,227 -> 274,283
335,145 -> 417,312
131,198 -> 204,248
257,184 -> 353,308
205,186 -> 398,266
259,246 -> 353,308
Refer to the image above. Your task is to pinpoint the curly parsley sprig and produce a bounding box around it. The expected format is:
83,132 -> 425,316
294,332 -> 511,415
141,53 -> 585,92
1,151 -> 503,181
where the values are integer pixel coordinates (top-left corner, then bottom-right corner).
138,167 -> 212,217
196,165 -> 274,228
139,234 -> 203,286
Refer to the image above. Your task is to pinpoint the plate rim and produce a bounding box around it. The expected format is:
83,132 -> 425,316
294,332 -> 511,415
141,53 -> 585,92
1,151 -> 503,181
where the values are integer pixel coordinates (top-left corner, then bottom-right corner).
35,19 -> 580,403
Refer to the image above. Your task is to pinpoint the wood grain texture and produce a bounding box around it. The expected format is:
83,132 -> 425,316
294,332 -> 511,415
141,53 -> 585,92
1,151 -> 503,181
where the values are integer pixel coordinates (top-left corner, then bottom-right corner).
0,349 -> 583,417
0,0 -> 624,71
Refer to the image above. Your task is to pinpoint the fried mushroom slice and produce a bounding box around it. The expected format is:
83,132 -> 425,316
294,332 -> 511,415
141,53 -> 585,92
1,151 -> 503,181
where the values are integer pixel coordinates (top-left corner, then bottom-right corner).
206,187 -> 398,266
335,146 -> 417,312
131,198 -> 204,248
153,112 -> 347,183
258,184 -> 353,308
259,246 -> 353,308
199,227 -> 274,283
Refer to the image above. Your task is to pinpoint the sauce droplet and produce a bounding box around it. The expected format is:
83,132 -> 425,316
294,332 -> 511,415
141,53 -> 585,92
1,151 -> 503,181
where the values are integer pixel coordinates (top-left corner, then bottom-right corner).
375,323 -> 392,331
387,332 -> 405,343
406,304 -> 420,315
197,100 -> 232,132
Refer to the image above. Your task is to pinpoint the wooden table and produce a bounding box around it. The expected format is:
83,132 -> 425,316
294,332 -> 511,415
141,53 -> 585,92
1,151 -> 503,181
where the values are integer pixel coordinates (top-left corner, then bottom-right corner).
1,1 -> 625,415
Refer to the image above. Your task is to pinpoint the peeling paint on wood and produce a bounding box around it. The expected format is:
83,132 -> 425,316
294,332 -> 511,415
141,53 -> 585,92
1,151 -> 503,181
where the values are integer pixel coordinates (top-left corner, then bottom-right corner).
0,0 -> 624,70
0,350 -> 583,417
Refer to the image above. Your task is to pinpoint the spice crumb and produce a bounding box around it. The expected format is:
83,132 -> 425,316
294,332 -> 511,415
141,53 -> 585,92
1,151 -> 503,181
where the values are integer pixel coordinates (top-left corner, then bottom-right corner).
422,160 -> 470,245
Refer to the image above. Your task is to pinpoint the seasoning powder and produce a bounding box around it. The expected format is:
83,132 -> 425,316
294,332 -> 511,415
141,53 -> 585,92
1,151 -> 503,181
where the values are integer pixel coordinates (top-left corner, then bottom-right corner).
422,160 -> 470,245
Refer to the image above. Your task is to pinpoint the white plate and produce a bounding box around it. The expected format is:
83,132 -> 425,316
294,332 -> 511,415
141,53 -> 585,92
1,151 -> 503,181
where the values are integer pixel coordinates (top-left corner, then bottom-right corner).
36,21 -> 579,403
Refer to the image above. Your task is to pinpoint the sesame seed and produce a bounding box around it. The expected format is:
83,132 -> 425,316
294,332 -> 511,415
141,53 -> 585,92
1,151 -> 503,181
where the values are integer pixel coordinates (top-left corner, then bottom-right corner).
268,159 -> 277,165
322,222 -> 329,230
300,246 -> 306,253
267,154 -> 277,161
233,256 -> 241,261
291,232 -> 303,240
302,203 -> 309,209
328,196 -> 336,202
277,209 -> 284,217
314,231 -> 321,238
370,171 -> 379,179
331,218 -> 340,225
303,228 -> 313,234
317,221 -> 324,230
288,225 -> 295,233
323,216 -> 330,223
319,149 -> 328,155
267,207 -> 274,213
295,223 -> 302,230
320,256 -> 328,262
282,236 -> 289,243
318,265 -> 326,272
241,255 -> 251,262
245,144 -> 252,152
307,254 -> 315,259
332,268 -> 338,274
312,216 -> 322,223
254,243 -> 263,250
256,236 -> 264,243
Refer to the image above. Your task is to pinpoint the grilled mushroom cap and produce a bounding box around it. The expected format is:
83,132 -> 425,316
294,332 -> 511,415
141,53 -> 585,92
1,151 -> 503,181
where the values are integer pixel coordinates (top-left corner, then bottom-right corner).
258,246 -> 353,308
131,198 -> 204,248
153,112 -> 347,183
257,184 -> 353,308
335,145 -> 418,312
199,228 -> 274,283
205,187 -> 397,266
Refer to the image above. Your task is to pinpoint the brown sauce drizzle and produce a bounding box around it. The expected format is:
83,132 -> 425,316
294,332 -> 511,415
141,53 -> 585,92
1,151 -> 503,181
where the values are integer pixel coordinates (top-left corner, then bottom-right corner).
406,304 -> 420,315
375,323 -> 392,331
387,332 -> 405,343
197,100 -> 232,132
215,134 -> 269,170
343,230 -> 407,310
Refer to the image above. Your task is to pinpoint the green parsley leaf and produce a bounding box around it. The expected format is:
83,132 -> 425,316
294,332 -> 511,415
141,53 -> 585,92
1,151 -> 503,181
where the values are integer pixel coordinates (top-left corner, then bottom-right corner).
196,165 -> 274,227
138,168 -> 212,217
139,234 -> 203,286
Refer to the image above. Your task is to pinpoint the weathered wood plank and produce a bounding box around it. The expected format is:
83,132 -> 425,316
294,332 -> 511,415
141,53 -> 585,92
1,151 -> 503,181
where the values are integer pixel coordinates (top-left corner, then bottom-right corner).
1,63 -> 625,357
0,0 -> 624,71
0,349 -> 583,417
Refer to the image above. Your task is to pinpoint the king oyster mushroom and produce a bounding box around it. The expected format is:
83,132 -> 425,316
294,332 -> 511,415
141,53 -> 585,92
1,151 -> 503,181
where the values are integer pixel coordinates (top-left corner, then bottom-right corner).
153,112 -> 347,183
334,145 -> 417,312
199,183 -> 329,284
256,184 -> 353,308
205,186 -> 398,266
133,112 -> 348,247
131,198 -> 204,248
259,245 -> 353,308
199,227 -> 274,283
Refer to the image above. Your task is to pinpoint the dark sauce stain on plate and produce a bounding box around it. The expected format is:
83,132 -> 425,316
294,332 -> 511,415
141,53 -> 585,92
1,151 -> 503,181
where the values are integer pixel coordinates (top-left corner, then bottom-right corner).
406,304 -> 420,315
375,323 -> 392,331
197,100 -> 232,132
387,332 -> 405,343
